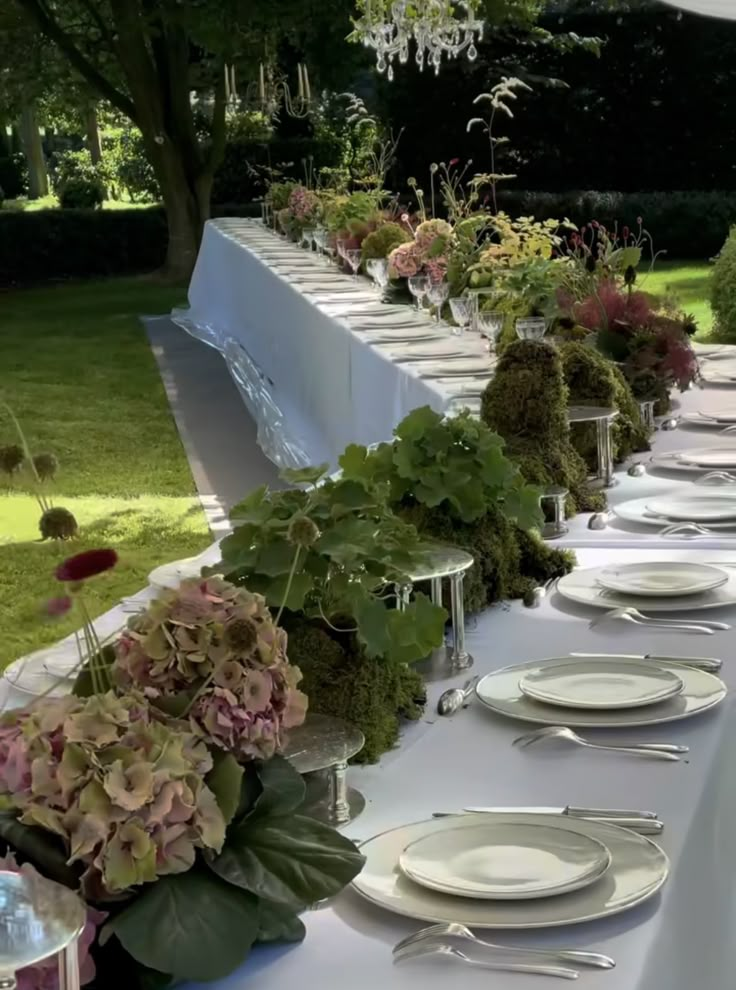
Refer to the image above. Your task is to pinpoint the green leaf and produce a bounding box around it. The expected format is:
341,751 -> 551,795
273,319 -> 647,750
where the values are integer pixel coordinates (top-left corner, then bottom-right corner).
327,479 -> 376,511
316,517 -> 383,564
152,693 -> 191,718
338,443 -> 370,479
207,752 -> 244,827
105,867 -> 259,982
387,593 -> 447,663
71,645 -> 115,698
280,464 -> 329,486
0,816 -> 80,888
353,596 -> 393,658
250,755 -> 306,820
262,571 -> 314,611
257,901 -> 307,944
137,968 -> 175,990
395,405 -> 442,442
208,814 -> 365,909
257,540 -> 299,577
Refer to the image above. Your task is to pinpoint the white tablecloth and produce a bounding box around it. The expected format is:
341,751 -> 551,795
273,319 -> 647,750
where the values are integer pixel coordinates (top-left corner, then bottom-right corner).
175,220 -> 489,470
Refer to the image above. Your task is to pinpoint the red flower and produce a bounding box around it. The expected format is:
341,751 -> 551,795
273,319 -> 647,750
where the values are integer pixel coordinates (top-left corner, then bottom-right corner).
44,595 -> 72,618
622,225 -> 630,240
55,549 -> 118,583
449,158 -> 460,166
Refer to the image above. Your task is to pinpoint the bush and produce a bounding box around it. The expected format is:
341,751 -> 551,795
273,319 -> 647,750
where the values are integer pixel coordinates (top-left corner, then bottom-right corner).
103,128 -> 160,202
59,175 -> 105,209
0,208 -> 168,286
711,227 -> 736,340
497,189 -> 736,259
0,154 -> 27,199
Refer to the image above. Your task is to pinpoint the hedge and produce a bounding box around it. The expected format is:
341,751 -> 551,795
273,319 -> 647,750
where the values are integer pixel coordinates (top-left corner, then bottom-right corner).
0,203 -> 261,287
496,190 -> 736,259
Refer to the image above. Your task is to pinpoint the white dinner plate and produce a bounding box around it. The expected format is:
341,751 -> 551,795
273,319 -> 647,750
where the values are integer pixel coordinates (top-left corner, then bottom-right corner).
597,561 -> 729,596
698,409 -> 736,423
645,496 -> 736,523
675,447 -> 736,468
353,813 -> 668,929
614,495 -> 736,531
700,360 -> 736,384
148,555 -> 208,590
399,821 -> 611,900
680,412 -> 736,428
648,450 -> 736,475
557,564 -> 736,611
475,656 -> 726,729
519,658 -> 683,710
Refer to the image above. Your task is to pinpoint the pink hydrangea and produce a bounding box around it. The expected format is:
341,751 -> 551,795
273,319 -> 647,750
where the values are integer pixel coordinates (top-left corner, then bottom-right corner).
0,854 -> 105,990
425,256 -> 448,285
287,186 -> 321,223
388,241 -> 421,278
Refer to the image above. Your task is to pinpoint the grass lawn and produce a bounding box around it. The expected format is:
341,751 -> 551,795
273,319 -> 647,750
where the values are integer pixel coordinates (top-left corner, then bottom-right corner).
5,195 -> 156,211
641,259 -> 713,337
0,278 -> 210,668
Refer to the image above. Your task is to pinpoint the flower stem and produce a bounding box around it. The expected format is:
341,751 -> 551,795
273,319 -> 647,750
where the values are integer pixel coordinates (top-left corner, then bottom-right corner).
275,546 -> 301,626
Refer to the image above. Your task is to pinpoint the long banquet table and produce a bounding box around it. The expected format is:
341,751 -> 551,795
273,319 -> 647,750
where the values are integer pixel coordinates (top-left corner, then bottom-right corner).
7,223 -> 736,988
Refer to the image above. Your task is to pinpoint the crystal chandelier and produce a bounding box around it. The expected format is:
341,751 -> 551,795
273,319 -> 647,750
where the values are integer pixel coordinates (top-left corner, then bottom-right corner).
226,62 -> 313,119
354,0 -> 484,79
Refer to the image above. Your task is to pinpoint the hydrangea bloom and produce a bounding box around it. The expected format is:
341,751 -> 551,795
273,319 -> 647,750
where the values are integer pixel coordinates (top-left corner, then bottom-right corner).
113,578 -> 307,762
0,693 -> 225,895
0,853 -> 105,990
414,219 -> 453,251
287,186 -> 321,224
388,241 -> 421,279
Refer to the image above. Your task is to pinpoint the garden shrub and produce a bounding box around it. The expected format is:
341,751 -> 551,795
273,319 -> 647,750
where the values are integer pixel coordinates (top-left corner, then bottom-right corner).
59,175 -> 105,209
361,222 -> 411,263
283,616 -> 426,764
0,154 -> 27,199
497,189 -> 736,259
103,128 -> 160,202
711,227 -> 736,341
482,340 -> 606,514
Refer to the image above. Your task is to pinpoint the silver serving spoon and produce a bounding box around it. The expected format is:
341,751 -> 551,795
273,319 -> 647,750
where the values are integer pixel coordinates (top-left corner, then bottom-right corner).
513,726 -> 686,760
437,676 -> 480,716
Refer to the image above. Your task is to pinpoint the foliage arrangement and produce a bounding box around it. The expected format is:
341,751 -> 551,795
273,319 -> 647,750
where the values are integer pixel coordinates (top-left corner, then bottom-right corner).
339,407 -> 574,613
361,221 -> 411,264
388,218 -> 452,283
482,340 -> 606,514
559,341 -> 651,469
0,550 -> 364,990
711,226 -> 736,342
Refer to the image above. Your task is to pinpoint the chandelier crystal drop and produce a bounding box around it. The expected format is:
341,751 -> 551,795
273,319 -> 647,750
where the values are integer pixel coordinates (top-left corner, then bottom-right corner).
354,0 -> 484,79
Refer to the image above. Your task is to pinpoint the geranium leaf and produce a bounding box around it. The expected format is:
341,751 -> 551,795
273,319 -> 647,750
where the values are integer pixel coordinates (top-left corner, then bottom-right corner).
338,443 -> 370,479
395,405 -> 441,441
250,755 -> 306,820
257,901 -> 306,944
257,541 -> 298,576
209,814 -> 365,909
262,572 -> 314,611
353,596 -> 393,658
207,752 -> 244,827
105,867 -> 259,982
386,593 -> 447,663
280,464 -> 329,486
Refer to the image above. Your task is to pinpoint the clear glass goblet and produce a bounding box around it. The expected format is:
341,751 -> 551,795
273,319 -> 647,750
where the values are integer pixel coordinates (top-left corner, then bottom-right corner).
366,258 -> 390,295
301,227 -> 315,251
478,311 -> 505,354
408,274 -> 430,311
345,248 -> 362,280
427,280 -> 450,325
516,316 -> 547,341
449,296 -> 473,336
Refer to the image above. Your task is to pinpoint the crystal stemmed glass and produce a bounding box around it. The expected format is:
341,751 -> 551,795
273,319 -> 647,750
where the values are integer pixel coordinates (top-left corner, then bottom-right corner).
478,311 -> 505,355
408,274 -> 430,312
345,248 -> 362,280
301,227 -> 315,251
449,296 -> 473,337
366,258 -> 390,296
427,279 -> 450,325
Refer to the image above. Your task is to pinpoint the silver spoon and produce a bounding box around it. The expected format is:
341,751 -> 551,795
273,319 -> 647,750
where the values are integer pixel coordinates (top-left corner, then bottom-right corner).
513,726 -> 686,760
525,575 -> 558,608
394,942 -> 579,980
437,676 -> 479,716
590,607 -> 719,634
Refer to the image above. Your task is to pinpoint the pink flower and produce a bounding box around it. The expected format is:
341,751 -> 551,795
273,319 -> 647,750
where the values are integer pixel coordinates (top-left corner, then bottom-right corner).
449,157 -> 460,166
43,595 -> 72,618
389,242 -> 421,278
55,549 -> 118,582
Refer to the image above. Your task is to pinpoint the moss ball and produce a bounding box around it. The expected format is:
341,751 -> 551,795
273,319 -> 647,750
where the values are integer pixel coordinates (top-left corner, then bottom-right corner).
39,506 -> 78,541
0,444 -> 24,475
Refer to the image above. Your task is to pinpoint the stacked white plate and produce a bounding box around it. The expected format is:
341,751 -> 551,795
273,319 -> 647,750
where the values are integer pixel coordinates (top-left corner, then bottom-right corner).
615,492 -> 736,530
649,446 -> 736,474
353,811 -> 669,929
681,407 -> 736,428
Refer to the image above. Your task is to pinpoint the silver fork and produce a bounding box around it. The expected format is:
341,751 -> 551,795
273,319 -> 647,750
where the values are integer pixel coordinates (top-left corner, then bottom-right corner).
513,725 -> 685,761
595,605 -> 729,631
393,942 -> 579,979
393,922 -> 614,969
590,607 -> 718,634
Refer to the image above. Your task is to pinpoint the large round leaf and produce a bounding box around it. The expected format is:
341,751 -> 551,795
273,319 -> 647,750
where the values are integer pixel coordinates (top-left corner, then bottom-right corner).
209,814 -> 365,908
105,867 -> 259,981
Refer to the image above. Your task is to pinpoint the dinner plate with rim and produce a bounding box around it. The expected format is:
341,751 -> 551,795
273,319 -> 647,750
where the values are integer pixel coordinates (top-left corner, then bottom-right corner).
597,561 -> 729,596
614,495 -> 736,530
698,408 -> 736,423
398,820 -> 611,901
519,657 -> 684,710
649,451 -> 736,475
353,813 -> 668,929
645,496 -> 736,524
680,412 -> 736,428
557,564 -> 736,612
475,656 -> 726,729
675,447 -> 736,468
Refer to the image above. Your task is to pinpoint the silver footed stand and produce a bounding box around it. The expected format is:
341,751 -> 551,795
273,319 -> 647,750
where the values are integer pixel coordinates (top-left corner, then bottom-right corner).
567,405 -> 619,488
282,714 -> 366,826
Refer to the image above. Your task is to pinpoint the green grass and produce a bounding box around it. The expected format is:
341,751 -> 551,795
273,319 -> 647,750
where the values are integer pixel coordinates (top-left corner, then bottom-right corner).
0,278 -> 210,668
4,195 -> 156,211
640,259 -> 713,337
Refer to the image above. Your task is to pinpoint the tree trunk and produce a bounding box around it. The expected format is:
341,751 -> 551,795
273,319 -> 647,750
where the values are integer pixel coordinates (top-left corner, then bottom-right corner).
84,104 -> 102,165
19,102 -> 48,199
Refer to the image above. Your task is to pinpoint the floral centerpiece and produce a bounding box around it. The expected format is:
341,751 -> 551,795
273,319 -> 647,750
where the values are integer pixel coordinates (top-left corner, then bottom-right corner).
388,218 -> 453,283
276,185 -> 322,240
0,552 -> 363,990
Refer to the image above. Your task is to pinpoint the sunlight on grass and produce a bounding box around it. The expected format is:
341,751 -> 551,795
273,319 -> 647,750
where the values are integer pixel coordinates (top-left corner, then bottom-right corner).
641,260 -> 713,337
5,196 -> 157,211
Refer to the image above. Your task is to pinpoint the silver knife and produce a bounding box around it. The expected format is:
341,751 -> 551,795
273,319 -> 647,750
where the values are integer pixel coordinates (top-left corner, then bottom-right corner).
569,652 -> 722,672
432,807 -> 663,835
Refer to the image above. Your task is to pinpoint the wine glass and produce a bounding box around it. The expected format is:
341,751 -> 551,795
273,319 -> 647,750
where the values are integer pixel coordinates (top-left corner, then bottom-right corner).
408,274 -> 430,311
345,248 -> 362,280
366,258 -> 390,296
449,296 -> 473,337
426,279 -> 450,325
478,311 -> 505,355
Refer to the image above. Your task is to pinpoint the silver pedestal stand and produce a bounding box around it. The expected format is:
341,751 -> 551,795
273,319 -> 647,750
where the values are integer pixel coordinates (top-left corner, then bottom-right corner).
396,546 -> 475,682
540,485 -> 569,540
638,399 -> 656,432
0,870 -> 85,990
282,714 -> 366,827
567,405 -> 620,488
